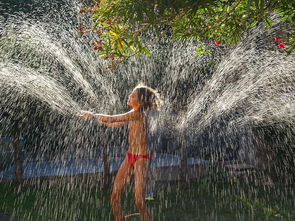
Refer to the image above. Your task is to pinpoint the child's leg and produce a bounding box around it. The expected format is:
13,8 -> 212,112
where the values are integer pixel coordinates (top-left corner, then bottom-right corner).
145,161 -> 156,200
134,159 -> 152,221
111,159 -> 132,221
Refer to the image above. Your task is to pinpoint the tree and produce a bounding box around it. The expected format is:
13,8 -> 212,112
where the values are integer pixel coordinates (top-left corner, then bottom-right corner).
79,0 -> 295,69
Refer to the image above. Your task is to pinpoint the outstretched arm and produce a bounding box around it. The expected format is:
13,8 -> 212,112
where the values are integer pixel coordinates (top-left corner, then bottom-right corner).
100,121 -> 127,128
81,110 -> 140,123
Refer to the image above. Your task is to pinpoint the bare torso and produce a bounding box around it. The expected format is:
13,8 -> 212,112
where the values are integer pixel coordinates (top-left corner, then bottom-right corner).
128,112 -> 149,155
83,109 -> 150,155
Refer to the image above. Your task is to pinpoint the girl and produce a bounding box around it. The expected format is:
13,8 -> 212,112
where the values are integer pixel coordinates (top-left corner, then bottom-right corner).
81,84 -> 162,221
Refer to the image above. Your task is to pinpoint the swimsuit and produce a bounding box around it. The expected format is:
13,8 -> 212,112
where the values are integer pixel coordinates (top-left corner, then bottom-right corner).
127,152 -> 152,167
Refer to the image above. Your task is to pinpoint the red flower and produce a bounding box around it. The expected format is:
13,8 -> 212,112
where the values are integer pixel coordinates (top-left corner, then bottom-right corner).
278,42 -> 286,49
214,40 -> 221,46
274,37 -> 281,42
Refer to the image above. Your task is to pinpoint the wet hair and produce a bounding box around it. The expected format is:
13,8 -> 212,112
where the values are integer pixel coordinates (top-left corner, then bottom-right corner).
134,83 -> 162,111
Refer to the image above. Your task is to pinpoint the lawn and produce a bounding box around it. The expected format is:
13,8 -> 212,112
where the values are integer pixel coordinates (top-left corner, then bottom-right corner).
1,177 -> 295,221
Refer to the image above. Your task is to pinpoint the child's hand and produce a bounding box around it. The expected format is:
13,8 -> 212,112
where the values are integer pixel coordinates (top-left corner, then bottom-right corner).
80,111 -> 94,120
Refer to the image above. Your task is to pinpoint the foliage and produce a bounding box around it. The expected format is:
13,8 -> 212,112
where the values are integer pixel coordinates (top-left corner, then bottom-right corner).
78,0 -> 295,68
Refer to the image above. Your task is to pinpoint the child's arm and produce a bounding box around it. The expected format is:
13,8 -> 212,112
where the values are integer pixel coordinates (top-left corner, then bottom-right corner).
81,110 -> 140,123
100,121 -> 127,128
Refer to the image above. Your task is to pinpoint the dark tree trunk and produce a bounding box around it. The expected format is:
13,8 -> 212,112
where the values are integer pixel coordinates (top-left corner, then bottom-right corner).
180,136 -> 189,188
102,147 -> 111,190
14,137 -> 23,193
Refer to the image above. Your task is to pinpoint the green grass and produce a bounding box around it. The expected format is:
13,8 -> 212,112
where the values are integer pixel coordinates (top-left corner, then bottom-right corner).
1,178 -> 295,221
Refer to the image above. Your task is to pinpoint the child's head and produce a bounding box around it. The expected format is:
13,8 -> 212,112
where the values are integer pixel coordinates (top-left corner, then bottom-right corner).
128,83 -> 162,111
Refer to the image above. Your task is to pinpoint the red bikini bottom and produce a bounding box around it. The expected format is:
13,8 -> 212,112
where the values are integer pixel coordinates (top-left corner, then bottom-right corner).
127,152 -> 152,167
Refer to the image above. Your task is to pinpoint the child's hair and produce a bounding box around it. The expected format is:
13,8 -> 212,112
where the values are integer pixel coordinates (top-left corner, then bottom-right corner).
135,83 -> 162,111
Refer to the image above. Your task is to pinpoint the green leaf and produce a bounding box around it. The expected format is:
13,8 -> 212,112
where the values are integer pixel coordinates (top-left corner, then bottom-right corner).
195,47 -> 206,55
97,52 -> 106,56
109,31 -> 119,37
264,16 -> 273,27
287,42 -> 295,56
142,47 -> 152,56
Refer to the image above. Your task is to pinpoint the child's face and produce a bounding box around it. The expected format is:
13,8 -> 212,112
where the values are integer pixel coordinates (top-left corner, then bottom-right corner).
127,89 -> 143,110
